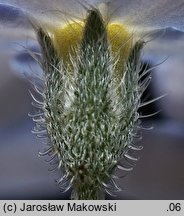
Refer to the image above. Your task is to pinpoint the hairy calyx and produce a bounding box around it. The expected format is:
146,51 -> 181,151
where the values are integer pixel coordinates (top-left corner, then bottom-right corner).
30,8 -> 146,200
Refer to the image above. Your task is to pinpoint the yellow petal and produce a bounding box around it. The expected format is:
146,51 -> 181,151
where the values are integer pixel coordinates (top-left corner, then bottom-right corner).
52,21 -> 132,72
107,23 -> 132,73
52,22 -> 84,64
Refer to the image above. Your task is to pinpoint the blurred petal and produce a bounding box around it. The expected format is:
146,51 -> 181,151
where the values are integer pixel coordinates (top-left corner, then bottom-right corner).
0,0 -> 103,27
106,0 -> 184,31
0,3 -> 30,28
1,0 -> 184,32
